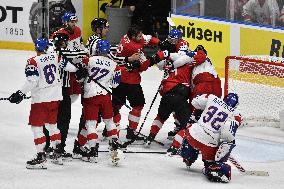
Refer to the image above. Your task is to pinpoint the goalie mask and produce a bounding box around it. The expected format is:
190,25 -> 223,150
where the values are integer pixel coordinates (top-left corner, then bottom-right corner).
224,93 -> 239,108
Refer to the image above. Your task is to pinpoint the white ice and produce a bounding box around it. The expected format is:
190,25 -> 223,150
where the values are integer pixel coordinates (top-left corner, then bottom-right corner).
0,49 -> 284,189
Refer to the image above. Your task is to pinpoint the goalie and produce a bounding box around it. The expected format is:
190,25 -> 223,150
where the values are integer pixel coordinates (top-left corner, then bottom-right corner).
168,93 -> 242,183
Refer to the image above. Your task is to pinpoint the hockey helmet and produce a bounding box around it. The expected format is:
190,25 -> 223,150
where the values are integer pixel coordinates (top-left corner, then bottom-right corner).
52,33 -> 69,48
91,18 -> 109,32
224,93 -> 239,108
35,37 -> 49,52
61,12 -> 77,24
97,40 -> 110,54
168,28 -> 182,39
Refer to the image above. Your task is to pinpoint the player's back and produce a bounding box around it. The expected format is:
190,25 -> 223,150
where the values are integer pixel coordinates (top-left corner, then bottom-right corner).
190,94 -> 235,147
83,56 -> 116,98
29,52 -> 62,103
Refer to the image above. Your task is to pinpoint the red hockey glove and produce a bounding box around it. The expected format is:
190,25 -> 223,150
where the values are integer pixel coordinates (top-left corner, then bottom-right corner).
193,50 -> 206,65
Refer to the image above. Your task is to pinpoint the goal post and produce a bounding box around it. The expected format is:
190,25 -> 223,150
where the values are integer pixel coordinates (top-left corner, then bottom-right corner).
224,55 -> 284,128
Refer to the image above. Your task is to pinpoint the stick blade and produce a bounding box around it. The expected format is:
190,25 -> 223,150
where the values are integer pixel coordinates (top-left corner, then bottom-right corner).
243,170 -> 269,176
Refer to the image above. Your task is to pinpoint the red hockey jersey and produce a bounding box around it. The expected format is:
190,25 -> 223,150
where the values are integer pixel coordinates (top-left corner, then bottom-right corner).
117,34 -> 159,84
159,64 -> 193,96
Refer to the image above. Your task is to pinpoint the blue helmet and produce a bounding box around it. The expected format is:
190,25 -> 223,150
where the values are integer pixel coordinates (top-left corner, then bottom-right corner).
168,28 -> 182,39
35,37 -> 49,52
224,93 -> 239,108
97,40 -> 110,54
61,12 -> 77,24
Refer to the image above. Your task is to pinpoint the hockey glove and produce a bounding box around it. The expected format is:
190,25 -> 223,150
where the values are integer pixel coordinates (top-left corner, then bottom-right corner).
193,50 -> 207,65
159,39 -> 176,53
9,90 -> 25,104
75,64 -> 88,82
125,60 -> 141,72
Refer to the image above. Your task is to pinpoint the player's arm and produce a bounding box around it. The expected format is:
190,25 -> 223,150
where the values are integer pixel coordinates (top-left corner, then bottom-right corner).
9,58 -> 39,104
143,34 -> 160,46
191,94 -> 209,110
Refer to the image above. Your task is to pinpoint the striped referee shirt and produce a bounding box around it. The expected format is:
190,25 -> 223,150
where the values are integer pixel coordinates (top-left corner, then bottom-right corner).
86,34 -> 126,66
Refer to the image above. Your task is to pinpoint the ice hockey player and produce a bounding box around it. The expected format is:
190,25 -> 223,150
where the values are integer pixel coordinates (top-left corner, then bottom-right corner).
168,93 -> 242,183
112,24 -> 160,141
48,11 -> 86,159
159,28 -> 189,53
163,45 -> 221,138
76,40 -> 122,165
8,38 -> 76,169
157,28 -> 190,139
143,49 -> 206,147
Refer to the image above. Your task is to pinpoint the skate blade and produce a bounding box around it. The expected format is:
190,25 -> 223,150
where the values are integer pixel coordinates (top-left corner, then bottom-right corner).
51,158 -> 63,165
72,153 -> 82,159
26,163 -> 47,169
89,157 -> 98,163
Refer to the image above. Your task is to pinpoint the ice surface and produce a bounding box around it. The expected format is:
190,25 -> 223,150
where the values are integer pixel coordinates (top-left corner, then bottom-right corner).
0,50 -> 283,189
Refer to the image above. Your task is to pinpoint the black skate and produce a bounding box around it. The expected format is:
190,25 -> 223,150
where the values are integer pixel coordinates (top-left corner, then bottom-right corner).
26,152 -> 47,169
61,150 -> 72,162
144,133 -> 156,148
81,143 -> 99,163
166,146 -> 180,156
43,146 -> 54,159
167,126 -> 182,140
126,128 -> 145,141
109,139 -> 120,166
72,140 -> 83,159
51,144 -> 63,165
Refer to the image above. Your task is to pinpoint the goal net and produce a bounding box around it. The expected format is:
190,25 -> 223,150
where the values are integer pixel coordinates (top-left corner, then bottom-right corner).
224,55 -> 284,127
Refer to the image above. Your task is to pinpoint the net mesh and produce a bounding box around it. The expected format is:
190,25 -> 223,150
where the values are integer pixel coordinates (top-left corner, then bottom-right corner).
225,55 -> 284,127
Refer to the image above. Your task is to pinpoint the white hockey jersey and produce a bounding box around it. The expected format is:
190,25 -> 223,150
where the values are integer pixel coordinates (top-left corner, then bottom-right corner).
21,52 -> 62,104
82,56 -> 121,98
189,94 -> 241,147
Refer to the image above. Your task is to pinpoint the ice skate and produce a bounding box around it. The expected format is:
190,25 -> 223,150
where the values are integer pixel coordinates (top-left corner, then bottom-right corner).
26,152 -> 47,169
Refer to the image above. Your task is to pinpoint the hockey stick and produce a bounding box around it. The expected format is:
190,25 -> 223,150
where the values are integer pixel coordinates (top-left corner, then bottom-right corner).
228,156 -> 269,176
138,132 -> 165,146
99,150 -> 166,154
92,79 -> 131,110
58,50 -> 132,110
122,84 -> 160,148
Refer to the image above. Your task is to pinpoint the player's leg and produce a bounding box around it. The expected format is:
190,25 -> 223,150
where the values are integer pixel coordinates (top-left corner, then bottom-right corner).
26,103 -> 47,169
144,95 -> 172,147
112,83 -> 127,128
57,87 -> 71,150
82,96 -> 100,163
126,84 -> 145,140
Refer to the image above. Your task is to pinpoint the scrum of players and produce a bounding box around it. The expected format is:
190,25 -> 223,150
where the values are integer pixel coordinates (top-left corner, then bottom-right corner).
8,11 -> 242,183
